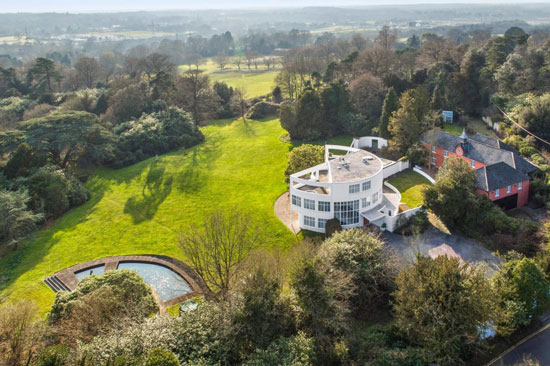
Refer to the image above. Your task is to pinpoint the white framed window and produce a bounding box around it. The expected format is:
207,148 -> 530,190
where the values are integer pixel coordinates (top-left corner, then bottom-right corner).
431,156 -> 436,165
432,146 -> 436,153
373,192 -> 379,203
349,184 -> 360,194
304,198 -> 315,210
304,216 -> 315,227
518,181 -> 523,190
507,185 -> 511,194
318,201 -> 331,212
291,195 -> 301,207
471,160 -> 475,168
361,197 -> 367,208
318,218 -> 328,229
444,151 -> 449,158
362,181 -> 371,191
495,189 -> 500,198
334,200 -> 360,225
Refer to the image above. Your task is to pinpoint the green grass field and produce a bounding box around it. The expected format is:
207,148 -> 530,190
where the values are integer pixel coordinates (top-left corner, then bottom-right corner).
443,120 -> 497,138
180,59 -> 279,98
0,117 -> 297,314
387,170 -> 432,209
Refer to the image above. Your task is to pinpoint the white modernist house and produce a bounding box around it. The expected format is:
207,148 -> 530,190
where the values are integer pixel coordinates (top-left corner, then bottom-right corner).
289,143 -> 418,233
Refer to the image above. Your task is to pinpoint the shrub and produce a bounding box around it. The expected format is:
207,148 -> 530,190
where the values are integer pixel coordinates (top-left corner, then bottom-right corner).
243,333 -> 316,366
146,348 -> 179,366
35,344 -> 70,366
246,101 -> 280,119
0,189 -> 43,248
49,270 -> 158,344
397,210 -> 430,236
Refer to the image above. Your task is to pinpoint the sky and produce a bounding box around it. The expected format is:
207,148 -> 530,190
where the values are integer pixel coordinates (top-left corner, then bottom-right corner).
3,0 -> 550,13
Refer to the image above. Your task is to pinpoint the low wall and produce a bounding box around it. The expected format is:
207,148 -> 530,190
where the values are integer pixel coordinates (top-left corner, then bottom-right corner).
413,165 -> 436,184
383,206 -> 423,232
352,136 -> 389,150
383,160 -> 410,179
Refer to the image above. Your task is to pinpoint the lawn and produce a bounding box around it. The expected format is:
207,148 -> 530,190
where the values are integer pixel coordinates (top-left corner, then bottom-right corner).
180,59 -> 280,98
443,119 -> 497,138
0,117 -> 297,314
387,170 -> 432,209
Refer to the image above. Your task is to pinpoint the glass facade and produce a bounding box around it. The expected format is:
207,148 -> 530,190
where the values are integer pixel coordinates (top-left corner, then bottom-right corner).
334,200 -> 360,225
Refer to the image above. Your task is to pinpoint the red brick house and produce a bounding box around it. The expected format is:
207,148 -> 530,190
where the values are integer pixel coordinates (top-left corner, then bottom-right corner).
420,128 -> 538,209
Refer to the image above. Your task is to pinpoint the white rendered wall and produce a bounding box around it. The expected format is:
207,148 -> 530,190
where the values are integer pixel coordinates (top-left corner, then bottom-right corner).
352,136 -> 389,150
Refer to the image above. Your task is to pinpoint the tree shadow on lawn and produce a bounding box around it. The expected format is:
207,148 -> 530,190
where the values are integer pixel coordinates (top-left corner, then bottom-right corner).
123,159 -> 173,224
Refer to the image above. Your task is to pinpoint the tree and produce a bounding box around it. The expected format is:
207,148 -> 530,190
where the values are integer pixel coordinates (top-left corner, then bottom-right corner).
378,87 -> 398,139
284,144 -> 324,182
232,269 -> 296,356
388,90 -> 422,155
320,82 -> 351,136
375,25 -> 397,50
493,258 -> 550,336
0,190 -> 43,248
422,156 -> 478,230
215,52 -> 229,70
11,111 -> 115,169
290,257 -> 354,364
280,89 -> 324,140
3,142 -> 44,179
349,73 -> 385,123
28,57 -> 61,95
0,301 -> 44,366
49,270 -> 158,344
504,26 -> 529,46
176,70 -> 220,124
320,228 -> 396,311
231,86 -> 248,123
393,255 -> 495,366
178,208 -> 261,299
73,57 -> 100,88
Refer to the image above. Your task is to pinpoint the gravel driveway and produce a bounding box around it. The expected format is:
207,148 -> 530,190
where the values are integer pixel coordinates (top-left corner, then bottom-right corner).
383,227 -> 501,275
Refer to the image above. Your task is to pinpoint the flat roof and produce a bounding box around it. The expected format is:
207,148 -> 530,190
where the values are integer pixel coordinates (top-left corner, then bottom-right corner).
329,150 -> 382,183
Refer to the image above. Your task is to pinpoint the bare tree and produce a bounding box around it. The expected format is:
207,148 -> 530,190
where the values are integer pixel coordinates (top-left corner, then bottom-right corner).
175,70 -> 220,124
0,301 -> 44,366
214,51 -> 229,70
244,50 -> 259,70
234,56 -> 242,70
231,86 -> 248,123
74,56 -> 100,88
375,25 -> 397,50
178,208 -> 260,299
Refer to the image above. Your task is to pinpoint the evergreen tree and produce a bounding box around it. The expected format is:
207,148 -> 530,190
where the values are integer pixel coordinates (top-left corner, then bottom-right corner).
378,87 -> 398,139
388,90 -> 421,155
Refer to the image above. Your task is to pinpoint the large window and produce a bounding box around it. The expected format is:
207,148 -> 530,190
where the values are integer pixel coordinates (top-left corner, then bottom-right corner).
291,195 -> 301,207
304,198 -> 315,210
318,201 -> 331,212
304,216 -> 315,227
334,200 -> 360,225
318,218 -> 328,229
362,181 -> 371,191
349,184 -> 360,194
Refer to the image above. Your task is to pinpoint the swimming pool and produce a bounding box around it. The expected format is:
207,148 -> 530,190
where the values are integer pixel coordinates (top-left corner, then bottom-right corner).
117,261 -> 192,301
74,264 -> 105,281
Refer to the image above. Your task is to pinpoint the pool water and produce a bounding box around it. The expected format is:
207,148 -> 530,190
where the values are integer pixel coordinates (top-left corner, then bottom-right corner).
74,264 -> 105,281
117,261 -> 192,301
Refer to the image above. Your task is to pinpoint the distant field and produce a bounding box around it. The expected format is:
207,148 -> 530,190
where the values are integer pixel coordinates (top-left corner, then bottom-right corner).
0,117 -> 296,314
180,59 -> 279,98
0,36 -> 34,44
